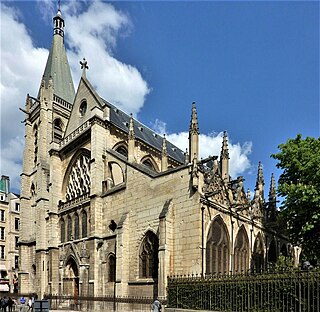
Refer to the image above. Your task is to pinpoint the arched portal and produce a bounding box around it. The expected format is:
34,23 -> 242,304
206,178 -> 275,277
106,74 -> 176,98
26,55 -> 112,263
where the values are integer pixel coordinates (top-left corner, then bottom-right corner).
64,257 -> 79,298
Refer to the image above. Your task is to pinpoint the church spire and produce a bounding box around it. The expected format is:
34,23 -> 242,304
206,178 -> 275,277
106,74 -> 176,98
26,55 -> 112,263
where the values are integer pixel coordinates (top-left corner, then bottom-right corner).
128,114 -> 135,162
188,102 -> 199,162
220,131 -> 230,182
161,134 -> 168,171
268,173 -> 277,221
254,161 -> 265,200
268,173 -> 276,202
39,6 -> 75,104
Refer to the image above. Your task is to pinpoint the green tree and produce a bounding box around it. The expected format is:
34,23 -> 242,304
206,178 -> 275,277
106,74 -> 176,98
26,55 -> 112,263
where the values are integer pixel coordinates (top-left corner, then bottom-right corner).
272,134 -> 320,264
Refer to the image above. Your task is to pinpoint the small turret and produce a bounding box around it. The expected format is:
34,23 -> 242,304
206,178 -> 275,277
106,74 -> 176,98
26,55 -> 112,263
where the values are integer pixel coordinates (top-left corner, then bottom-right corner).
220,131 -> 230,182
128,114 -> 135,162
161,134 -> 168,171
254,161 -> 265,200
188,102 -> 199,162
268,173 -> 277,221
53,9 -> 65,38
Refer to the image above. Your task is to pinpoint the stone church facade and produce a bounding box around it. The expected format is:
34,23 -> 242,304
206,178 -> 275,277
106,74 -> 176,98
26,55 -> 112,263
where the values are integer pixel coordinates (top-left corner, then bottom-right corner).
19,9 -> 289,299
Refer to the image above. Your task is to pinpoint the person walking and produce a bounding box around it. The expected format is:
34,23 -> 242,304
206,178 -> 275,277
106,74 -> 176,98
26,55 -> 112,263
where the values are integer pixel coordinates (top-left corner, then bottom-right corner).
2,296 -> 8,312
7,298 -> 13,312
151,298 -> 161,312
19,297 -> 26,312
26,298 -> 32,312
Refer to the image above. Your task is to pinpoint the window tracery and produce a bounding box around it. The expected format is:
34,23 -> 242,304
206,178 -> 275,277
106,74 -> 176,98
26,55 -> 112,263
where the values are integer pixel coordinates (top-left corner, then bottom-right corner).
139,231 -> 159,278
234,227 -> 249,273
206,217 -> 230,274
66,154 -> 90,201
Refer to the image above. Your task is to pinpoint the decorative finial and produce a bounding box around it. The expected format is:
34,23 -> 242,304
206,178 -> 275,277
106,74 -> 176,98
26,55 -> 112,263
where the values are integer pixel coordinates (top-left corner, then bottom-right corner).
80,58 -> 89,77
162,134 -> 167,157
220,130 -> 230,160
189,101 -> 199,135
58,0 -> 61,11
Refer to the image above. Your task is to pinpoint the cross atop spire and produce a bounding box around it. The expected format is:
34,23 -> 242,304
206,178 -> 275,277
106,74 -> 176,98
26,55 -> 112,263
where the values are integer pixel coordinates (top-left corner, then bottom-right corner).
80,58 -> 89,78
58,0 -> 61,11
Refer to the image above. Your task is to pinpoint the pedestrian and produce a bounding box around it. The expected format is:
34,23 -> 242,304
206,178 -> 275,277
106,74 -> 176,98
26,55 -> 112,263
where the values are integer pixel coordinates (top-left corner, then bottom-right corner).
20,297 -> 26,312
7,298 -> 13,312
151,297 -> 161,312
2,296 -> 8,312
27,298 -> 32,312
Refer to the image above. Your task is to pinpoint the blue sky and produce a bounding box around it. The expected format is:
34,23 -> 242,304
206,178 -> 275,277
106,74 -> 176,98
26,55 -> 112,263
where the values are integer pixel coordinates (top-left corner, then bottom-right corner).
1,0 -> 319,196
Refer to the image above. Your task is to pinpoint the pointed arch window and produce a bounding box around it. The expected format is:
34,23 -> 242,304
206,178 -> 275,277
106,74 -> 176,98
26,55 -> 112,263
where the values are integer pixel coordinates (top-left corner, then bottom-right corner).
268,240 -> 277,264
206,217 -> 230,274
252,234 -> 264,272
53,118 -> 63,142
74,213 -> 79,240
82,210 -> 87,238
60,218 -> 65,243
139,231 -> 159,278
115,145 -> 128,158
234,227 -> 249,273
67,215 -> 72,241
65,153 -> 90,201
108,254 -> 116,282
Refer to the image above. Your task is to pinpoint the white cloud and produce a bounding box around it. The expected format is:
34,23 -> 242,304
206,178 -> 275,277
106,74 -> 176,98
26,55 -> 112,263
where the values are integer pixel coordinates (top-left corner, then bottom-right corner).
62,1 -> 150,115
152,119 -> 252,178
0,1 -> 150,192
0,4 -> 49,192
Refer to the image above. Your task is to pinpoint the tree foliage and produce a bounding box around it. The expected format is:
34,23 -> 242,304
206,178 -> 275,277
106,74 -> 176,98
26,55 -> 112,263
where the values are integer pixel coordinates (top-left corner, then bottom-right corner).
272,134 -> 320,263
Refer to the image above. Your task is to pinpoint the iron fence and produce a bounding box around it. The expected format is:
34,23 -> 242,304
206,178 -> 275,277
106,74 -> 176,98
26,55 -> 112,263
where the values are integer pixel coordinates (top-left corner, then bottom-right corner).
45,294 -> 166,311
167,270 -> 320,312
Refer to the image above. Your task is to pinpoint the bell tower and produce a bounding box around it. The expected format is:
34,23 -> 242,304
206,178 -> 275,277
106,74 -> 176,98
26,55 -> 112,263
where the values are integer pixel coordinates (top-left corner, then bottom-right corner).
19,6 -> 75,296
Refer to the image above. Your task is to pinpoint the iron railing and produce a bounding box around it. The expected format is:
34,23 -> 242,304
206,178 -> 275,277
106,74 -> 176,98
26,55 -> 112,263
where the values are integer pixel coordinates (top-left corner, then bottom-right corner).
167,270 -> 320,312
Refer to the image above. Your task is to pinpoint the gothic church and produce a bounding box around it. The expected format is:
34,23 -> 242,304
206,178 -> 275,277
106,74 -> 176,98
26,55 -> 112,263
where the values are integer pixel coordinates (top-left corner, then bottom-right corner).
19,9 -> 288,299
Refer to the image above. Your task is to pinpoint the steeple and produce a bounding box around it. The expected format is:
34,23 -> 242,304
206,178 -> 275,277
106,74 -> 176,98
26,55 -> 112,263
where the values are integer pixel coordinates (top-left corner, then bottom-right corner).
128,114 -> 135,162
254,161 -> 265,200
161,134 -> 168,171
188,102 -> 199,162
268,173 -> 276,202
220,131 -> 230,182
39,7 -> 75,104
268,173 -> 277,221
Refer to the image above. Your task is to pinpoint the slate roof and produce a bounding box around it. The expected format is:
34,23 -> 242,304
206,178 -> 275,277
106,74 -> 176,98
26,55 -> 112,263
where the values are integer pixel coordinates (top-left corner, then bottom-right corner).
101,99 -> 185,164
40,23 -> 75,104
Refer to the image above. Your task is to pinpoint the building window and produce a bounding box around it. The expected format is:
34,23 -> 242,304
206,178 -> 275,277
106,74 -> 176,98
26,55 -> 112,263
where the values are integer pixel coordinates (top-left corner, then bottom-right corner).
206,217 -> 230,275
53,118 -> 63,141
79,100 -> 87,116
15,256 -> 19,269
60,219 -> 65,243
15,236 -> 19,249
15,203 -> 20,211
115,145 -> 128,158
108,254 -> 116,282
82,211 -> 87,238
0,228 -> 4,240
67,216 -> 72,241
15,218 -> 20,231
0,246 -> 4,260
0,210 -> 4,222
139,231 -> 159,279
142,159 -> 156,171
74,213 -> 79,240
252,234 -> 264,272
234,226 -> 249,273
